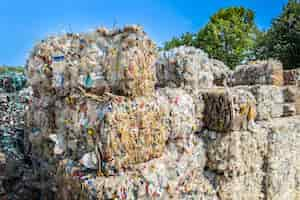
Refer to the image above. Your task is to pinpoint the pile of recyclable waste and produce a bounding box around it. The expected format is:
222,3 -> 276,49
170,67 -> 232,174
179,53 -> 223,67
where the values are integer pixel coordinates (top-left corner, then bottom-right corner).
0,86 -> 52,200
26,26 -> 225,199
0,72 -> 27,92
0,24 -> 298,200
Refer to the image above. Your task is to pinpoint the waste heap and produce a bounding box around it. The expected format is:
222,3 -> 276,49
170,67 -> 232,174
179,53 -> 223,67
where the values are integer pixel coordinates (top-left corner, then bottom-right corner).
0,86 -> 46,200
26,25 -> 300,200
200,59 -> 300,200
0,72 -> 27,92
26,27 -> 220,199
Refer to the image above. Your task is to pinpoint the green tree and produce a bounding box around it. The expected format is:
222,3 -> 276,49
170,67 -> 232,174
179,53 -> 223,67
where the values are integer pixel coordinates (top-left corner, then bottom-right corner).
163,32 -> 195,50
256,0 -> 300,69
195,7 -> 258,69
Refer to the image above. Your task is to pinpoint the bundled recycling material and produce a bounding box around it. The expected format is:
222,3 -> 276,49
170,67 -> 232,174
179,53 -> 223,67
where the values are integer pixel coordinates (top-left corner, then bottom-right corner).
202,88 -> 256,132
0,87 -> 50,200
203,124 -> 268,200
29,94 -> 168,174
257,116 -> 300,200
0,72 -> 27,92
23,24 -> 300,200
210,59 -> 232,86
235,85 -> 299,120
27,25 -> 157,98
94,95 -> 167,175
283,69 -> 300,85
156,88 -> 199,143
231,59 -> 284,86
155,46 -> 230,92
56,134 -> 217,200
284,86 -> 300,114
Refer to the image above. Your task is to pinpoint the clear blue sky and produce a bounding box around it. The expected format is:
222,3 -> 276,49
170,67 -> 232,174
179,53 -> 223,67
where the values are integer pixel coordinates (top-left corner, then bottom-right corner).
0,0 -> 287,66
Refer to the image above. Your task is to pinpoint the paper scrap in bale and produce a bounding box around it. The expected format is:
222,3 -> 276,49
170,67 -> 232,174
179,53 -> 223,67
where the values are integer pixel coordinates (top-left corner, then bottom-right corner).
202,88 -> 256,132
27,25 -> 157,98
231,59 -> 284,86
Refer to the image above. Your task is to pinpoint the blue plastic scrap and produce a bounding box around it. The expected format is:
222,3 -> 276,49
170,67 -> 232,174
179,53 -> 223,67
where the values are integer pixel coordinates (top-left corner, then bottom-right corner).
52,55 -> 65,62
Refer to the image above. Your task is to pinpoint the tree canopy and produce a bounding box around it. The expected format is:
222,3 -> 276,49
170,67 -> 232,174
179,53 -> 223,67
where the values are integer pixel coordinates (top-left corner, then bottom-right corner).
195,7 -> 258,69
164,32 -> 196,51
163,7 -> 259,69
255,0 -> 300,69
163,1 -> 300,70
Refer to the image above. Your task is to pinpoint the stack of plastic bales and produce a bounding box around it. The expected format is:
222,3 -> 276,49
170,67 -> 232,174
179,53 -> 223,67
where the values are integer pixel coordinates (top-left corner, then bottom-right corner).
27,25 -> 163,171
26,26 -> 215,199
200,59 -> 300,200
230,60 -> 300,120
26,25 -> 300,199
235,85 -> 300,120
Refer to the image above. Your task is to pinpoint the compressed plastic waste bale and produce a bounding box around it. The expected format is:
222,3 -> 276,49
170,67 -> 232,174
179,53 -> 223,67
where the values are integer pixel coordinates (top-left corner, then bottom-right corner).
27,95 -> 56,157
27,25 -> 157,98
156,88 -> 199,147
56,135 -> 217,200
231,59 -> 284,86
204,128 -> 267,175
98,95 -> 167,175
257,116 -> 300,200
202,88 -> 256,132
53,91 -> 167,172
203,124 -> 268,200
236,85 -> 299,120
283,86 -> 300,115
216,172 -> 265,200
155,46 -> 231,92
283,69 -> 300,85
210,59 -> 232,86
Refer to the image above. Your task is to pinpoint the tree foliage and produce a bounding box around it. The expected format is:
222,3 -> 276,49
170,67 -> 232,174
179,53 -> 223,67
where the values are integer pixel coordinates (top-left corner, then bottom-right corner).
195,7 -> 258,69
256,0 -> 300,69
0,66 -> 24,74
164,32 -> 196,50
163,7 -> 259,69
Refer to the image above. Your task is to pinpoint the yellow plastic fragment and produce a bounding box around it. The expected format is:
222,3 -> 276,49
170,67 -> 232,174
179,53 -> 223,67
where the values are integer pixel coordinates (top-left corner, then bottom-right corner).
87,128 -> 95,136
247,106 -> 257,121
64,119 -> 72,125
66,96 -> 75,105
239,104 -> 249,115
